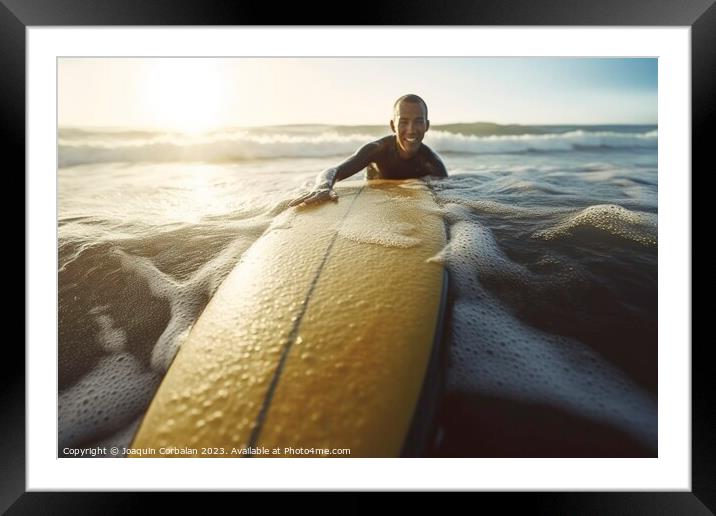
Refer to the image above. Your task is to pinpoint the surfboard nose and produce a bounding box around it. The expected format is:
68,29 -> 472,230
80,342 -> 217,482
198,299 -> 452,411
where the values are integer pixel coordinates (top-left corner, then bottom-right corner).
130,181 -> 448,457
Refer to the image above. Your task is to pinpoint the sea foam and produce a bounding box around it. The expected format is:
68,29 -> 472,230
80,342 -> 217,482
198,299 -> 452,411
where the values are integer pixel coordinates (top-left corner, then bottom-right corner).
433,203 -> 657,448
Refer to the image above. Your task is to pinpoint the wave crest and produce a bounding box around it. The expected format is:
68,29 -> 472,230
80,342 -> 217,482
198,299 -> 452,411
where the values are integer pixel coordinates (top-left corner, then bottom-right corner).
58,128 -> 658,167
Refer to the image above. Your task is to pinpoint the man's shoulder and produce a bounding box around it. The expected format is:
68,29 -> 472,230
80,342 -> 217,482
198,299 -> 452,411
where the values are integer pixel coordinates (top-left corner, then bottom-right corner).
419,143 -> 448,176
419,142 -> 442,161
356,135 -> 393,154
368,135 -> 394,148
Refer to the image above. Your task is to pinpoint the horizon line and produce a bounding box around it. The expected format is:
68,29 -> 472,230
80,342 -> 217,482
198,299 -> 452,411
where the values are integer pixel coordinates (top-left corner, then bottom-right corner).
58,120 -> 659,132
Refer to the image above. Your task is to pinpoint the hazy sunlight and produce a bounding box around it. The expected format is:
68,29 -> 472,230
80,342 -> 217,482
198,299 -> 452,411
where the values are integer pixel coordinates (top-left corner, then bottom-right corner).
141,59 -> 231,133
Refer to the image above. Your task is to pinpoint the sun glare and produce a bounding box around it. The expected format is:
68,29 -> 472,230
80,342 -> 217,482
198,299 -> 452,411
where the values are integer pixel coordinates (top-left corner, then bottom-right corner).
142,59 -> 231,134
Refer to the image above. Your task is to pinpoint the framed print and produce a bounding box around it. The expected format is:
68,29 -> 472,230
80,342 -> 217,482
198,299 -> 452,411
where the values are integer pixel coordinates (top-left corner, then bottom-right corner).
8,0 -> 712,513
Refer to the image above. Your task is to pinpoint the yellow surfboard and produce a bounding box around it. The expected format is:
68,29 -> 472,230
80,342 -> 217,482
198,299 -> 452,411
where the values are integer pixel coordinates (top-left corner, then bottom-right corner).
130,179 -> 448,457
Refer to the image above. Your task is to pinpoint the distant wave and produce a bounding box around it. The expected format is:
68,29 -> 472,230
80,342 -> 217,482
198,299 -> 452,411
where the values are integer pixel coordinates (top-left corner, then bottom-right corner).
58,126 -> 658,167
58,131 -> 374,167
428,129 -> 657,155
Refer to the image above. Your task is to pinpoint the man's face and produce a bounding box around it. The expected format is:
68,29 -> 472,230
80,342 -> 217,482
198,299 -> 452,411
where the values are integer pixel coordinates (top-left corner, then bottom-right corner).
390,101 -> 429,159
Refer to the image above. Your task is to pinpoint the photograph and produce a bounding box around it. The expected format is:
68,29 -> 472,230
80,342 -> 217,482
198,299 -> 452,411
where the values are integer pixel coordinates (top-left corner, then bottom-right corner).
57,56 -> 659,459
7,4 -> 707,510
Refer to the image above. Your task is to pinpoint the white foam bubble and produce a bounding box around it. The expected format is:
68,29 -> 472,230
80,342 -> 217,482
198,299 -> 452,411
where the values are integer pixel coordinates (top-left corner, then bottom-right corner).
111,229 -> 266,373
58,353 -> 160,450
437,196 -> 570,219
534,204 -> 658,246
440,214 -> 657,448
94,314 -> 127,353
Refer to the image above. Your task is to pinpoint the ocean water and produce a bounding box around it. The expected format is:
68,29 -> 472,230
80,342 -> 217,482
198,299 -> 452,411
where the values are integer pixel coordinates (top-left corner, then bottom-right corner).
58,123 -> 658,457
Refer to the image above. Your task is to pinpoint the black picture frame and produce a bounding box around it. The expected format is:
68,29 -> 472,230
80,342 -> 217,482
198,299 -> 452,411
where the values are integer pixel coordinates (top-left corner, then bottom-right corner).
7,0 -> 711,513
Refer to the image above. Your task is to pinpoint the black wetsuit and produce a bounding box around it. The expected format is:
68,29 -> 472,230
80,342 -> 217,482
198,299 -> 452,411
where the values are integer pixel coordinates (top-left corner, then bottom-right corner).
334,135 -> 448,181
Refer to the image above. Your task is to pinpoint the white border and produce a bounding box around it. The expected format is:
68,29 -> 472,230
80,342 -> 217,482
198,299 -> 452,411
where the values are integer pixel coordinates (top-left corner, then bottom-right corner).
28,27 -> 691,491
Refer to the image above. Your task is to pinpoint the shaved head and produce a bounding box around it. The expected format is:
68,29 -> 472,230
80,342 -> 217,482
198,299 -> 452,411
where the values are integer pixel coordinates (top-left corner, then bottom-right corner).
393,94 -> 428,120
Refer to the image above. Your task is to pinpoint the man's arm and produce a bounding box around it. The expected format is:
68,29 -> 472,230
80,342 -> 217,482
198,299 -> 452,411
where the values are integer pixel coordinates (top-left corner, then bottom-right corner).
289,141 -> 380,207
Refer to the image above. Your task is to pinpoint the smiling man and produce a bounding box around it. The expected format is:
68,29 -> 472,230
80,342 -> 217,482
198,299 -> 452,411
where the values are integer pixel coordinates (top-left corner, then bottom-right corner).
289,94 -> 448,206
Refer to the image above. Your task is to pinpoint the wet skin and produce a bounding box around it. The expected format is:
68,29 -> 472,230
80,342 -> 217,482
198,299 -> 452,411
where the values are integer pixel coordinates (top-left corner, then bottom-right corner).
390,101 -> 430,160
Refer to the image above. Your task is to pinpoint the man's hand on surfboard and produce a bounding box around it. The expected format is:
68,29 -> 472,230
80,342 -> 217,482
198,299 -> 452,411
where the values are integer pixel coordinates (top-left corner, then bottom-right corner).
289,186 -> 338,207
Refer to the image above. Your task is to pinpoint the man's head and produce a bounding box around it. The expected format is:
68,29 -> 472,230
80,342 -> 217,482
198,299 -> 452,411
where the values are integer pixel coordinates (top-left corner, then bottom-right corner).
390,94 -> 430,159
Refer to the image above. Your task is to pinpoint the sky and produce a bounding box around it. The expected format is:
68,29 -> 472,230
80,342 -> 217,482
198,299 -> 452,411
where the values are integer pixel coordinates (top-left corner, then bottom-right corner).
59,58 -> 657,131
